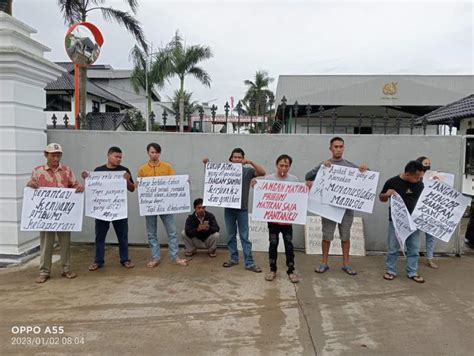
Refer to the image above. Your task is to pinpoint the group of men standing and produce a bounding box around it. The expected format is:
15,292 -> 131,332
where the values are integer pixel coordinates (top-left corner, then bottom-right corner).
27,137 -> 453,285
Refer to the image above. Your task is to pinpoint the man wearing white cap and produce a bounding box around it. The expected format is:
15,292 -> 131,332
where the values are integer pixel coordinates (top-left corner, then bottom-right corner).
27,143 -> 84,283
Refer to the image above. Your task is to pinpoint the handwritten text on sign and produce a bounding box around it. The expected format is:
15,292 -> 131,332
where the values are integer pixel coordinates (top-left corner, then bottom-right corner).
390,193 -> 417,253
138,175 -> 191,216
307,165 -> 346,223
85,171 -> 127,221
203,162 -> 242,209
252,180 -> 308,225
412,180 -> 470,242
305,216 -> 365,256
322,166 -> 379,213
21,187 -> 84,231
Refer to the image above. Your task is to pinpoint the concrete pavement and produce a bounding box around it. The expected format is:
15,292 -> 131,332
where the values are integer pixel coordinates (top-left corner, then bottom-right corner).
0,245 -> 473,355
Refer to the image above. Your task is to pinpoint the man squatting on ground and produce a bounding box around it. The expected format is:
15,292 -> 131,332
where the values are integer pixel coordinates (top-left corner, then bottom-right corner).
182,198 -> 220,258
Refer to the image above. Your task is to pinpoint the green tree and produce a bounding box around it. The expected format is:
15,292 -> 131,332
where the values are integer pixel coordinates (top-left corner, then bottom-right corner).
243,70 -> 274,117
166,30 -> 213,132
129,44 -> 171,121
58,0 -> 147,126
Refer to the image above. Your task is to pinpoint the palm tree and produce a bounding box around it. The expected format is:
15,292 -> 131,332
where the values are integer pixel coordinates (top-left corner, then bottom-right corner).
57,0 -> 147,126
164,90 -> 201,130
129,44 -> 171,121
166,30 -> 213,132
243,70 -> 274,117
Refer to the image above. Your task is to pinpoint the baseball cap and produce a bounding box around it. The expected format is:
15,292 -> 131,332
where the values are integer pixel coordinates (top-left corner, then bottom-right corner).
45,143 -> 63,153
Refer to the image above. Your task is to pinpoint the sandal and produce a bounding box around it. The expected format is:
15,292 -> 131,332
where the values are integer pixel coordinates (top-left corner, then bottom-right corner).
383,272 -> 396,281
61,271 -> 77,279
88,263 -> 103,271
35,275 -> 49,284
147,259 -> 160,268
245,265 -> 262,273
315,263 -> 329,273
208,250 -> 217,258
408,275 -> 425,284
427,259 -> 439,269
265,271 -> 276,281
185,250 -> 197,257
288,273 -> 299,283
223,260 -> 239,268
174,258 -> 189,266
122,261 -> 135,269
341,265 -> 357,276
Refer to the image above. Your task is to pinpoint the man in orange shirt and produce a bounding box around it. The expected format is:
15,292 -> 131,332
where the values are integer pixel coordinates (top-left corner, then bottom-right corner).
137,143 -> 188,267
27,143 -> 84,283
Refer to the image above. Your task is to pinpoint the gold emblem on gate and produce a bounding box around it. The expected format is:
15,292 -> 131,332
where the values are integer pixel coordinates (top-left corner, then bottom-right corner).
382,82 -> 397,96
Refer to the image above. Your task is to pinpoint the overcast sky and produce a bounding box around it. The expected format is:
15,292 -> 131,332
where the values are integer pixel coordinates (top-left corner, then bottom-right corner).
14,0 -> 473,109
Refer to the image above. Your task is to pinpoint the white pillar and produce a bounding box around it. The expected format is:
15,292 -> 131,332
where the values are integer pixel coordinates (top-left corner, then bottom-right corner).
0,13 -> 65,264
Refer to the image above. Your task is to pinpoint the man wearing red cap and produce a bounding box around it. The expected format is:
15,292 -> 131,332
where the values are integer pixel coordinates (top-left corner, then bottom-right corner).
27,143 -> 84,283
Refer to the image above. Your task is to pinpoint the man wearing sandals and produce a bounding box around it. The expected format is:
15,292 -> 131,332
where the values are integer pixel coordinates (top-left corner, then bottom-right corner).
252,154 -> 299,283
204,148 -> 266,272
138,143 -> 189,267
27,143 -> 84,283
379,160 -> 425,283
305,137 -> 368,276
81,146 -> 135,271
182,198 -> 220,258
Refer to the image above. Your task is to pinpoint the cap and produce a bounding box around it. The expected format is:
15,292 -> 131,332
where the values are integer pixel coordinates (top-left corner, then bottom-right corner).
45,143 -> 63,153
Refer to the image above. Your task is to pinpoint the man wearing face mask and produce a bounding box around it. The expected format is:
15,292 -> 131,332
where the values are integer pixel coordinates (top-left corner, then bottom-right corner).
379,160 -> 426,283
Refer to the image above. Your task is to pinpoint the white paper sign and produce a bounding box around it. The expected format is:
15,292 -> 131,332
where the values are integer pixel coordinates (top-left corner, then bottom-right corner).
237,214 -> 284,253
21,187 -> 84,231
203,162 -> 242,209
423,170 -> 455,188
308,165 -> 346,223
138,175 -> 191,216
252,180 -> 308,225
85,171 -> 127,221
390,194 -> 417,253
304,216 -> 365,256
412,180 -> 470,242
322,165 -> 379,213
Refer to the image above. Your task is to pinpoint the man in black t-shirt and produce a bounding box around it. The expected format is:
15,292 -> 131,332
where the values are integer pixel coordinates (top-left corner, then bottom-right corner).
379,160 -> 425,283
81,146 -> 135,271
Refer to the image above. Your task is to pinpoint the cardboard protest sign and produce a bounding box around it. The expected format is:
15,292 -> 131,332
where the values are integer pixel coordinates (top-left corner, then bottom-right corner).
203,162 -> 242,209
237,214 -> 284,253
21,187 -> 84,231
390,193 -> 417,253
423,170 -> 455,188
252,180 -> 308,225
307,165 -> 345,223
304,216 -> 365,255
85,171 -> 127,221
412,180 -> 470,242
322,165 -> 379,213
138,175 -> 191,216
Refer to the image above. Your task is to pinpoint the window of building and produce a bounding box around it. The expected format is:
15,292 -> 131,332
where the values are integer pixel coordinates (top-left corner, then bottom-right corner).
105,104 -> 120,113
45,93 -> 71,111
92,100 -> 100,113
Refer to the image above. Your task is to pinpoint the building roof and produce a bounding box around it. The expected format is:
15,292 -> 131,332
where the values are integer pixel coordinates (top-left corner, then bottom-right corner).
84,112 -> 128,130
416,94 -> 474,125
275,75 -> 474,107
45,63 -> 133,108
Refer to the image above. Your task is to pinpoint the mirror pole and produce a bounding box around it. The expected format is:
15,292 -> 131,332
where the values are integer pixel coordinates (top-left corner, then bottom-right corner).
74,64 -> 80,129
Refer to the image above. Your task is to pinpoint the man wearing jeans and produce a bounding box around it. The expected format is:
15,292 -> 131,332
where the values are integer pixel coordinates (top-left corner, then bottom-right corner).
27,143 -> 84,283
138,143 -> 188,267
379,160 -> 425,283
82,146 -> 135,271
204,148 -> 265,272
